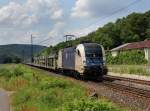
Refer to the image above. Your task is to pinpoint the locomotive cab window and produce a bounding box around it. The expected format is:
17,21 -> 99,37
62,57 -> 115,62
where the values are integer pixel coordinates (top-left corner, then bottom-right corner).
84,44 -> 103,64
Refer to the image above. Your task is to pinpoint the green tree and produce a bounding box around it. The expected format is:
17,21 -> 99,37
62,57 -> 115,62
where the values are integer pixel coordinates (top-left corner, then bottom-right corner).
38,10 -> 150,56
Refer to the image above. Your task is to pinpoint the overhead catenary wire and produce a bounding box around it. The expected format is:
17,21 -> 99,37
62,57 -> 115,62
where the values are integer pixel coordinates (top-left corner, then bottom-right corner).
35,34 -> 74,46
38,39 -> 53,46
37,37 -> 52,44
36,36 -> 62,46
34,35 -> 56,45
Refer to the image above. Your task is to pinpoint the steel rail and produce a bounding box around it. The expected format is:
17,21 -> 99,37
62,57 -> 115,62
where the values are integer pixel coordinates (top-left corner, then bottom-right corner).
103,81 -> 150,98
104,75 -> 150,86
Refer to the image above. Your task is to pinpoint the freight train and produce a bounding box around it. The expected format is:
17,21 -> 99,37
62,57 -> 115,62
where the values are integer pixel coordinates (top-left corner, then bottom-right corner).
32,43 -> 107,80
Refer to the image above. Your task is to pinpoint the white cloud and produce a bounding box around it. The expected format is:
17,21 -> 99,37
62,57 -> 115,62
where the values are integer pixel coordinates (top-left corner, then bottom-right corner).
0,0 -> 63,28
0,0 -> 64,45
0,1 -> 36,27
26,0 -> 63,20
49,21 -> 66,37
71,0 -> 133,18
51,10 -> 63,20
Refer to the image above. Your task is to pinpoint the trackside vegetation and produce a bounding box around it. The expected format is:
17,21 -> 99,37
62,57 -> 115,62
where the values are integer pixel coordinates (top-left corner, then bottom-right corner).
0,64 -> 123,111
106,50 -> 150,76
108,65 -> 150,76
107,50 -> 147,65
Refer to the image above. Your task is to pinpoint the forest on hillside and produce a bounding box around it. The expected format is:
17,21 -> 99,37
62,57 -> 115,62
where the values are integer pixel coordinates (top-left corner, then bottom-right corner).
40,11 -> 150,56
0,44 -> 46,63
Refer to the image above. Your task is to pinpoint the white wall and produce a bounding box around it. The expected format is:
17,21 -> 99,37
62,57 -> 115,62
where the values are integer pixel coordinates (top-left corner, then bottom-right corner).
111,51 -> 118,57
144,48 -> 150,65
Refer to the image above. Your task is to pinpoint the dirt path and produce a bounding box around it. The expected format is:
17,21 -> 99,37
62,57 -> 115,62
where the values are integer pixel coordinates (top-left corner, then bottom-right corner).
0,89 -> 10,111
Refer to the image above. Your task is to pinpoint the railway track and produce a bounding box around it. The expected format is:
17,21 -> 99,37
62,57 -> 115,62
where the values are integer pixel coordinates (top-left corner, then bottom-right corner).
103,75 -> 150,98
103,81 -> 150,98
27,64 -> 150,98
104,75 -> 150,86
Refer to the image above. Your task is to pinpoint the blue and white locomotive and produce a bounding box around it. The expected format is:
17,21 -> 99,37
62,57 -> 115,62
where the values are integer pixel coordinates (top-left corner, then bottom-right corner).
33,43 -> 107,80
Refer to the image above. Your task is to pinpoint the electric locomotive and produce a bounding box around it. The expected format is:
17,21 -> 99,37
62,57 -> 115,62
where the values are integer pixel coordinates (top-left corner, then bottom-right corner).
57,43 -> 107,79
33,43 -> 107,80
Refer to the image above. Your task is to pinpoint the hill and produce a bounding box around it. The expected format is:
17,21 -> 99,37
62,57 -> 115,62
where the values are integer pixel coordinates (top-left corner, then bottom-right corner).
41,10 -> 150,56
0,44 -> 46,63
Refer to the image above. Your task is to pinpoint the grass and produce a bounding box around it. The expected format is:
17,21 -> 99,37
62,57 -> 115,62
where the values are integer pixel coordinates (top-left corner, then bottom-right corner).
108,65 -> 150,76
0,64 -> 123,111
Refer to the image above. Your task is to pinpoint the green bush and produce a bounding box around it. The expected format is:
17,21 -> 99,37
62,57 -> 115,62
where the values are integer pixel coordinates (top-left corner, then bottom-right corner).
65,99 -> 120,111
0,65 -> 24,78
13,66 -> 24,77
107,50 -> 147,65
39,77 -> 70,90
13,88 -> 32,106
0,68 -> 12,78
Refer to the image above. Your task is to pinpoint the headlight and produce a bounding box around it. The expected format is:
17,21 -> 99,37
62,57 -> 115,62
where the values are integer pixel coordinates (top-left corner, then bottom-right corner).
83,61 -> 87,66
103,61 -> 106,66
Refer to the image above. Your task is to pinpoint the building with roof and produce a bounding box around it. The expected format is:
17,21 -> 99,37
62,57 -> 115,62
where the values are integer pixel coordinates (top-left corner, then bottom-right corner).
111,40 -> 150,65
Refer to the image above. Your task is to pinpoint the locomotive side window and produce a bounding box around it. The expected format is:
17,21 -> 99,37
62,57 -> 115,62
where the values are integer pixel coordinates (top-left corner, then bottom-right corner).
77,49 -> 81,56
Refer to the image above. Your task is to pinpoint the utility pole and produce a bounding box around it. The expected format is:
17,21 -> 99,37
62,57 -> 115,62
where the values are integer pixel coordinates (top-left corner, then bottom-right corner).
22,49 -> 25,63
31,34 -> 33,63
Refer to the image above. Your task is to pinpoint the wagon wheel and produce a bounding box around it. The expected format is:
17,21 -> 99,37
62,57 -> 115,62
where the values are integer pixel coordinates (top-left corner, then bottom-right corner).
80,75 -> 86,81
74,72 -> 81,80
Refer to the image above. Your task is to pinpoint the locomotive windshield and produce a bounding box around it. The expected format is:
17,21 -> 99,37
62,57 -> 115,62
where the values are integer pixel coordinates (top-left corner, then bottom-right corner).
84,44 -> 103,64
84,45 -> 102,58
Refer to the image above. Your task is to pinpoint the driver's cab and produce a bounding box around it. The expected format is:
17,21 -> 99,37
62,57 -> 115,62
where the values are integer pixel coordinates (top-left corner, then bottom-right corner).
75,44 -> 86,73
75,43 -> 105,74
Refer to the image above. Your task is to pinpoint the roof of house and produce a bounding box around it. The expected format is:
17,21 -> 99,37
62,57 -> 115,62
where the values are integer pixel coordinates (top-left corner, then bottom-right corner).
111,40 -> 150,51
111,43 -> 130,51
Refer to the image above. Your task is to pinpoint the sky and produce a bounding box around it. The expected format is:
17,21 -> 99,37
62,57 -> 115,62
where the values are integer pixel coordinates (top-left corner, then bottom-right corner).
0,0 -> 150,46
